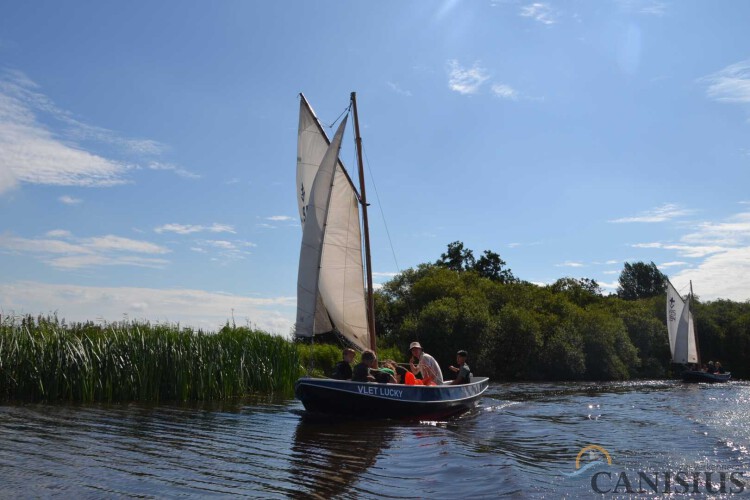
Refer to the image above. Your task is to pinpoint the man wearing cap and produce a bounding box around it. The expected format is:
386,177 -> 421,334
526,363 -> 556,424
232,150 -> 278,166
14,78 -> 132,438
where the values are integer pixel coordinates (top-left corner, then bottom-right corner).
448,350 -> 472,385
409,341 -> 444,385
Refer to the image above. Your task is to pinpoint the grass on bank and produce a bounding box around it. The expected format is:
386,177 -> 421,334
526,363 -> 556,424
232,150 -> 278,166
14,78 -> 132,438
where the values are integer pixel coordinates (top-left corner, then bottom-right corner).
0,315 -> 407,403
0,315 -> 303,403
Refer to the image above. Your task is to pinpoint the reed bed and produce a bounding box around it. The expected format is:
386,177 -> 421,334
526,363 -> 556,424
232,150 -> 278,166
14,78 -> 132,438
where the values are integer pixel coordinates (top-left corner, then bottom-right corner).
0,315 -> 302,403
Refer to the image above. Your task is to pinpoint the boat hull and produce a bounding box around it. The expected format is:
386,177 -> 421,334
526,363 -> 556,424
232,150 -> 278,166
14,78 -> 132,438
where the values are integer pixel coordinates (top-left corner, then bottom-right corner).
681,370 -> 731,383
295,376 -> 489,419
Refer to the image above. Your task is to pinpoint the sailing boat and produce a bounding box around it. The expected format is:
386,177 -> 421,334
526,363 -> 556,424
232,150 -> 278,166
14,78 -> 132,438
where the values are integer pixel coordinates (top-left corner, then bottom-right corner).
293,93 -> 489,418
666,279 -> 730,383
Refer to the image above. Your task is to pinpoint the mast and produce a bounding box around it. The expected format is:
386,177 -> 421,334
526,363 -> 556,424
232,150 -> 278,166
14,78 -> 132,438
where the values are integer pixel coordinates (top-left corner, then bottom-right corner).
690,280 -> 701,367
351,92 -> 377,352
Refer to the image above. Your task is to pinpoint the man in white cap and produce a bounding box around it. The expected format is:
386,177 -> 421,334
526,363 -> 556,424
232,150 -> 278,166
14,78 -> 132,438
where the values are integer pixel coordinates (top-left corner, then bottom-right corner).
409,341 -> 444,385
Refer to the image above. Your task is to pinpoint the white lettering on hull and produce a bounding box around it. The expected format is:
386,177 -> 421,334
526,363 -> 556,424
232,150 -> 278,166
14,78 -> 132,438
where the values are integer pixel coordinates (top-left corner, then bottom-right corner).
356,385 -> 403,399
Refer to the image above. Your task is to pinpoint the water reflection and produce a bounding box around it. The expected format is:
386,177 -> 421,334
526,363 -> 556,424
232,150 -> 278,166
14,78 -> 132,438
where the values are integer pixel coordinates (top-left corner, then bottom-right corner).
288,415 -> 395,499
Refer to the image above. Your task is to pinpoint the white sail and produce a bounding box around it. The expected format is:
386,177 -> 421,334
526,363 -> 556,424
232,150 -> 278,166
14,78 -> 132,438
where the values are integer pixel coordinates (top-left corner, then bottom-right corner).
665,280 -> 685,357
687,310 -> 698,364
296,116 -> 348,338
295,98 -> 370,351
667,281 -> 699,364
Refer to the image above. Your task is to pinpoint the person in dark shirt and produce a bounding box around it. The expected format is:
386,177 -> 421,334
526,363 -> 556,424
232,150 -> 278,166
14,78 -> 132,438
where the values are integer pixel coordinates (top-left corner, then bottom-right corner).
448,350 -> 472,385
331,348 -> 355,380
352,350 -> 377,382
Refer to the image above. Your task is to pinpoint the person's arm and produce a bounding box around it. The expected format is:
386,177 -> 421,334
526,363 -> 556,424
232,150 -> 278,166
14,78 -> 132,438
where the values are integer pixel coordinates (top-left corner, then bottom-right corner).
410,358 -> 420,375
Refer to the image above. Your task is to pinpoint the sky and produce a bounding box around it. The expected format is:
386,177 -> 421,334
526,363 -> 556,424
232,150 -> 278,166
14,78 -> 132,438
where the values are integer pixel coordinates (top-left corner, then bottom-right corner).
1,0 -> 749,336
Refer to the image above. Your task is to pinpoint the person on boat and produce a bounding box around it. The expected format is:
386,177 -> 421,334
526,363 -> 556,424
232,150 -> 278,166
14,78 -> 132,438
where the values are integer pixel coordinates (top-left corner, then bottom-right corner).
716,361 -> 725,374
331,348 -> 355,380
352,351 -> 396,383
409,341 -> 444,386
374,366 -> 397,384
352,350 -> 377,382
447,350 -> 472,385
394,365 -> 420,385
707,361 -> 716,374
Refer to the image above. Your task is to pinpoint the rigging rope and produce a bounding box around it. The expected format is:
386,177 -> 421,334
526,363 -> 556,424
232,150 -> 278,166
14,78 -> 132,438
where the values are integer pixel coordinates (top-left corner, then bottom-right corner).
362,145 -> 401,275
320,104 -> 351,130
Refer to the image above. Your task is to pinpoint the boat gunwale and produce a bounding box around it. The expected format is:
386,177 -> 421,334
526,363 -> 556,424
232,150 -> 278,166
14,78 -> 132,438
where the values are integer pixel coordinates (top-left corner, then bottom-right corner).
295,377 -> 490,404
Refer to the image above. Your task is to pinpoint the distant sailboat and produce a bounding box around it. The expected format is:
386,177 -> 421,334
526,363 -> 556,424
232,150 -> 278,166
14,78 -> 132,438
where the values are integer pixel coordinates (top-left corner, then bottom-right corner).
293,93 -> 489,418
666,280 -> 730,383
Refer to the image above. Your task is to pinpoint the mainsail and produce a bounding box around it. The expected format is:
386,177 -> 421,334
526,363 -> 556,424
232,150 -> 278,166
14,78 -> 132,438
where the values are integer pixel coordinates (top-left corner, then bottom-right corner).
666,280 -> 698,364
295,96 -> 370,351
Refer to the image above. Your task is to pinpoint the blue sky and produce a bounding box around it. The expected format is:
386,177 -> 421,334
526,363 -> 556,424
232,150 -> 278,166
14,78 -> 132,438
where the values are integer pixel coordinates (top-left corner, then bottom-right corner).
1,0 -> 749,335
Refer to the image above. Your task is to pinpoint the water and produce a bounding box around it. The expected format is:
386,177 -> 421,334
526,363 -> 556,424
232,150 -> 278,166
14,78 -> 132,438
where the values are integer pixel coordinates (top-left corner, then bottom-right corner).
2,380 -> 749,498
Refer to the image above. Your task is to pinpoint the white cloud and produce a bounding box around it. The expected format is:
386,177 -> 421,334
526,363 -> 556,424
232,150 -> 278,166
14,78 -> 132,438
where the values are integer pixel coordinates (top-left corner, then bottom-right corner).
0,69 -> 187,195
659,261 -> 688,268
701,59 -> 750,104
0,281 -> 295,334
447,60 -> 490,95
598,280 -> 620,294
632,210 -> 750,301
58,195 -> 82,205
556,261 -> 585,268
147,161 -> 200,180
193,239 -> 257,263
609,203 -> 694,223
372,272 -> 398,278
491,84 -> 519,100
85,235 -> 170,254
266,215 -> 294,222
154,223 -> 236,235
615,0 -> 668,16
45,229 -> 72,238
46,254 -> 170,270
386,82 -> 412,97
632,242 -> 725,258
0,231 -> 171,270
671,248 -> 750,301
519,3 -> 559,25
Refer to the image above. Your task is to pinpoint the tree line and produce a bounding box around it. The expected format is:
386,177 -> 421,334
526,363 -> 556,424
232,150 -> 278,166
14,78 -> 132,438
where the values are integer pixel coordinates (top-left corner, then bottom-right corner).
374,242 -> 750,381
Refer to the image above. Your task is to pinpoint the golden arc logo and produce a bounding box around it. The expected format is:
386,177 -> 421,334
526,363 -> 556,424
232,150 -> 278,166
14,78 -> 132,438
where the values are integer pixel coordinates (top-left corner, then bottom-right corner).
576,445 -> 612,469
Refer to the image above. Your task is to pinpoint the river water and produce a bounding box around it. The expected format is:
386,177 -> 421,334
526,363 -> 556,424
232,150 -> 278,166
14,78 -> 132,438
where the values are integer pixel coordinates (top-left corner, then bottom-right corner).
2,380 -> 749,498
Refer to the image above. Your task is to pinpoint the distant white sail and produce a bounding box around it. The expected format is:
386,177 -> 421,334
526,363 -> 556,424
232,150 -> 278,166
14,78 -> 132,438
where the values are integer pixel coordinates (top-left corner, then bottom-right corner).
687,309 -> 698,364
667,280 -> 698,364
666,280 -> 685,358
294,97 -> 370,351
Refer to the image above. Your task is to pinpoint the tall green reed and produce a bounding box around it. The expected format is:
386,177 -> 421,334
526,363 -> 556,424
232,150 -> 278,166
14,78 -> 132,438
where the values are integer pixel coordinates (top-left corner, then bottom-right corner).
0,315 -> 303,403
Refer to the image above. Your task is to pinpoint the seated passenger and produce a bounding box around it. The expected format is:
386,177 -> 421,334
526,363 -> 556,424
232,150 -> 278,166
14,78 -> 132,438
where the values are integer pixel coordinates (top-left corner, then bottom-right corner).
395,365 -> 419,385
716,361 -> 725,374
373,366 -> 396,384
352,350 -> 377,382
331,348 -> 355,380
707,361 -> 716,374
408,341 -> 444,386
447,349 -> 472,385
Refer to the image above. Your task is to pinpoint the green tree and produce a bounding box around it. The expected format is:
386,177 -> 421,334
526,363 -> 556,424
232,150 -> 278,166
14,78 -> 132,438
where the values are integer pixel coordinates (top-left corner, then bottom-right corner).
474,250 -> 517,283
436,241 -> 475,271
617,261 -> 667,300
549,277 -> 602,307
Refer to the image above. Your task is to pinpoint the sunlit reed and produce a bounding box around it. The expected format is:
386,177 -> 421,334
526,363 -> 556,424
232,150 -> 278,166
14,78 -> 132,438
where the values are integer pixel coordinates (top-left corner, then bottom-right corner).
0,315 -> 302,402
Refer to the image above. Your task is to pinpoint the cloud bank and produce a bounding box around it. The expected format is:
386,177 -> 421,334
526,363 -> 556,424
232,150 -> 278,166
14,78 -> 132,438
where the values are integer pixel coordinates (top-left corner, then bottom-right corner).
0,281 -> 295,335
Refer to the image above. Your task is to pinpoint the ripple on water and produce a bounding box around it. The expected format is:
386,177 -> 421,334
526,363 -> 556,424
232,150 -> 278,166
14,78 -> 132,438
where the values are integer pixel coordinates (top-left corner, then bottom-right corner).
1,381 -> 749,497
